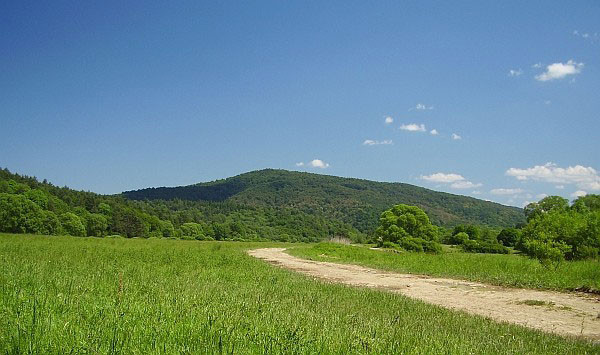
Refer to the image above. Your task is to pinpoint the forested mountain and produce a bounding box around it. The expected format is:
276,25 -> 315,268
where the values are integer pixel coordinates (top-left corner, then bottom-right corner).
0,168 -> 524,242
123,169 -> 525,231
0,168 -> 359,242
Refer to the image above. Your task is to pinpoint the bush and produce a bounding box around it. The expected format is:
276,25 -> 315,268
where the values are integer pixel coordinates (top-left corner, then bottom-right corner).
86,213 -> 108,237
399,237 -> 442,254
523,240 -> 571,269
375,204 -> 441,253
60,212 -> 86,237
448,232 -> 469,245
497,228 -> 520,247
462,240 -> 509,254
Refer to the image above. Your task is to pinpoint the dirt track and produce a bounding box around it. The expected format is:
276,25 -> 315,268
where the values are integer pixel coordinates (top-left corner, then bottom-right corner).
248,248 -> 600,342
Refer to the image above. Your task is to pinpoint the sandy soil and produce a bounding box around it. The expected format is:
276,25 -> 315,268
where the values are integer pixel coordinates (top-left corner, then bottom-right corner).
248,248 -> 600,342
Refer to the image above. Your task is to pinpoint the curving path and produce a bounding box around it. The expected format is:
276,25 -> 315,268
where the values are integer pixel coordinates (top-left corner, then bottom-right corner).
248,248 -> 600,342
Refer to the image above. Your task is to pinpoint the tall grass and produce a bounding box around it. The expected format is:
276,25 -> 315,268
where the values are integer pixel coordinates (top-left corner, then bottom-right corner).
0,234 -> 598,353
288,243 -> 600,292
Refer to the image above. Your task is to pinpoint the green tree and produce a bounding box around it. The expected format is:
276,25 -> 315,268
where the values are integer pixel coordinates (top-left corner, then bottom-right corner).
497,228 -> 520,247
524,196 -> 569,222
60,212 -> 86,237
375,204 -> 440,252
86,213 -> 108,237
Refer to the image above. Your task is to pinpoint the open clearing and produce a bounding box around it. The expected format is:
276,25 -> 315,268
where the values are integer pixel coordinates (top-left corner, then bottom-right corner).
249,248 -> 600,342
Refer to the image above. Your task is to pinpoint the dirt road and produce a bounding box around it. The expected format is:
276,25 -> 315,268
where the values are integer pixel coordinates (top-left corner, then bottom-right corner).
248,248 -> 600,342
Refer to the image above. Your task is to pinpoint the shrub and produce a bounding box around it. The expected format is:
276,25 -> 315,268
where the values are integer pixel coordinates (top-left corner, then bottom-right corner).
60,212 -> 86,237
448,232 -> 469,245
497,228 -> 520,247
523,240 -> 571,269
462,240 -> 509,254
376,204 -> 442,253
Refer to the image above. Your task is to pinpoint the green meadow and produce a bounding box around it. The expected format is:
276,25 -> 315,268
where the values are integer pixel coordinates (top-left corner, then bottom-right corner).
1,233 -> 598,354
288,243 -> 600,292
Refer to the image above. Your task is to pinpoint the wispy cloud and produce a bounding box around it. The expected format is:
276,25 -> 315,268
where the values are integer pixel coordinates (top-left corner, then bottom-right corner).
535,60 -> 584,81
490,188 -> 525,195
385,116 -> 394,124
572,30 -> 598,41
421,173 -> 481,189
400,123 -> 426,132
296,159 -> 330,169
532,63 -> 543,69
452,133 -> 462,140
363,139 -> 393,146
506,162 -> 600,191
508,69 -> 523,77
409,103 -> 434,111
430,129 -> 439,135
571,190 -> 588,198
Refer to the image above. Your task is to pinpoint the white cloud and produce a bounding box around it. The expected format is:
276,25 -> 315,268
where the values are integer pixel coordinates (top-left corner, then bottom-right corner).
385,116 -> 394,124
295,162 -> 304,167
536,193 -> 548,199
490,188 -> 525,195
535,60 -> 584,81
555,185 -> 565,189
409,103 -> 434,111
400,123 -> 426,132
509,69 -> 523,77
430,129 -> 439,135
452,133 -> 462,140
451,181 -> 482,189
472,190 -> 482,195
309,159 -> 329,169
506,162 -> 600,191
571,190 -> 588,198
532,63 -> 543,69
573,30 -> 596,40
363,139 -> 393,146
421,173 -> 465,183
421,173 -> 481,189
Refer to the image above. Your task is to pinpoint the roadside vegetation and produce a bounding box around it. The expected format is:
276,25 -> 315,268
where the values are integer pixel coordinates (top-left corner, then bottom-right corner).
288,243 -> 600,293
1,233 -> 598,353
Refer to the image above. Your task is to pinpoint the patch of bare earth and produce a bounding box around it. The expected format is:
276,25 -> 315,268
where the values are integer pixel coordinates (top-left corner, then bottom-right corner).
248,248 -> 600,342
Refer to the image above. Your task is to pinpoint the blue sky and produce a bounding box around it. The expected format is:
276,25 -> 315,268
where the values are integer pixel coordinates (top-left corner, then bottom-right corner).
1,1 -> 599,207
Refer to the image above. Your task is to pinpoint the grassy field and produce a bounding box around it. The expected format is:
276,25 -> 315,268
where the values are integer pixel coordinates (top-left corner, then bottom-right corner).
288,243 -> 600,292
1,234 -> 598,354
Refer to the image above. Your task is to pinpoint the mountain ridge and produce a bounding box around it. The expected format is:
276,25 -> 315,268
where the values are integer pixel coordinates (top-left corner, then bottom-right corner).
123,168 -> 525,230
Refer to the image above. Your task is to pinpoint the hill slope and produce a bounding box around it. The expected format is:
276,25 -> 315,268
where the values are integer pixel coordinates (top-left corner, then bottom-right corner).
123,169 -> 525,231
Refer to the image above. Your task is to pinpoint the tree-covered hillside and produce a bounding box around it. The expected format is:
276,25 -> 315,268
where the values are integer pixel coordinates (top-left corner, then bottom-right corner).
0,168 -> 359,242
124,169 -> 525,231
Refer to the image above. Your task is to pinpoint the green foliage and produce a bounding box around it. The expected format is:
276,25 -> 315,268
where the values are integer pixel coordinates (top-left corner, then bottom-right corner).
524,196 -> 569,222
123,169 -> 526,230
523,239 -> 571,269
289,242 -> 600,293
60,212 -> 86,237
519,205 -> 600,261
375,204 -> 441,253
86,213 -> 108,237
497,228 -> 520,247
399,237 -> 443,253
448,231 -> 469,245
461,240 -> 509,254
180,222 -> 207,240
0,168 -> 363,242
572,194 -> 600,213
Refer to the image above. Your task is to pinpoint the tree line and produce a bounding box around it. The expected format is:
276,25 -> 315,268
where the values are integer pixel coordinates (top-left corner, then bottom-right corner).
373,195 -> 600,266
0,168 -> 362,242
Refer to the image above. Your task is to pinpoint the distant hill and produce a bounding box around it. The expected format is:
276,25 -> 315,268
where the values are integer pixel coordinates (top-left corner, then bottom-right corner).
123,169 -> 525,231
